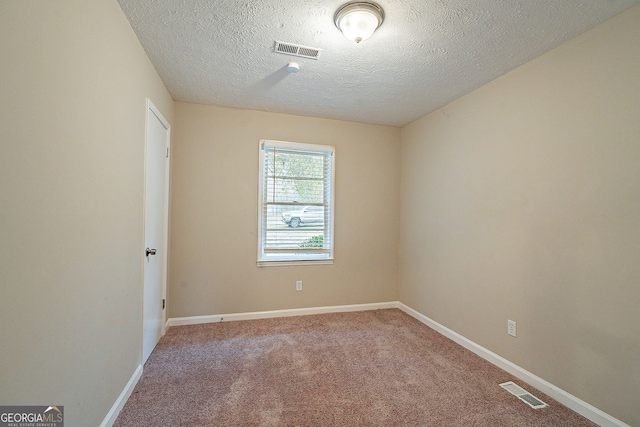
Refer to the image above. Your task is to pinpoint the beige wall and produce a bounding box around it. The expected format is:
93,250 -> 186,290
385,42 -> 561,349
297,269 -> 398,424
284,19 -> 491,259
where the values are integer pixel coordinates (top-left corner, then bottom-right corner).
399,5 -> 640,426
0,1 -> 173,426
169,103 -> 400,318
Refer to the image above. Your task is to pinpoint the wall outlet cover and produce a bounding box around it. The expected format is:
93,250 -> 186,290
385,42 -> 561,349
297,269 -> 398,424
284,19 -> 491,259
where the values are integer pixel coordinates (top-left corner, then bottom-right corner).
508,320 -> 517,337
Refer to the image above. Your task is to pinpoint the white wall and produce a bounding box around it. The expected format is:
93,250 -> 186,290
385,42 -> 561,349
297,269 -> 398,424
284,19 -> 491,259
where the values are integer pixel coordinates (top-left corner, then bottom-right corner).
398,6 -> 640,425
168,103 -> 400,318
0,1 -> 173,425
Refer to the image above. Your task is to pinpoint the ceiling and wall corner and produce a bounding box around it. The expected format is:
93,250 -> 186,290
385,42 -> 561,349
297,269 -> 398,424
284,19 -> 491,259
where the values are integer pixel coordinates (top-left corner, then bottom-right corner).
117,0 -> 639,127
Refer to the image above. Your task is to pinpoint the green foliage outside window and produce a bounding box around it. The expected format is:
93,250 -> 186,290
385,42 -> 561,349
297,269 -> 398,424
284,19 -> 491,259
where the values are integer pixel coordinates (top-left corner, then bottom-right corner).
299,235 -> 324,248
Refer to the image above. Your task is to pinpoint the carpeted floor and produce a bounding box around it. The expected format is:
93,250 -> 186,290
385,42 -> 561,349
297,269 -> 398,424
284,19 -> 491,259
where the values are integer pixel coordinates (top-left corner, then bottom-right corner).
114,309 -> 597,426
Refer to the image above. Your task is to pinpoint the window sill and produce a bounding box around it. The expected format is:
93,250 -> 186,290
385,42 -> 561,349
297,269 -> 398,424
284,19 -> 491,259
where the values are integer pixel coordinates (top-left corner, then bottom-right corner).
257,259 -> 334,268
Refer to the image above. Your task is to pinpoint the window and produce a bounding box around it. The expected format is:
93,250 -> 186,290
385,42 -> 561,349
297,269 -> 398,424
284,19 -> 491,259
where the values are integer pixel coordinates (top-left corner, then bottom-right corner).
258,140 -> 335,266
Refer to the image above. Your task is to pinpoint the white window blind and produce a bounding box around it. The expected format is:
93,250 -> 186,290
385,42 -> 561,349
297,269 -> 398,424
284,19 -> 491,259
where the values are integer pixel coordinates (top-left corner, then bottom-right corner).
258,140 -> 335,266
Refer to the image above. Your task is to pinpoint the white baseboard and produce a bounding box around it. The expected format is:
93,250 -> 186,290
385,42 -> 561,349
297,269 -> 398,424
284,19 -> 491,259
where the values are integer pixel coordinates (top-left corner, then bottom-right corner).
166,301 -> 397,327
396,302 -> 630,427
99,364 -> 143,427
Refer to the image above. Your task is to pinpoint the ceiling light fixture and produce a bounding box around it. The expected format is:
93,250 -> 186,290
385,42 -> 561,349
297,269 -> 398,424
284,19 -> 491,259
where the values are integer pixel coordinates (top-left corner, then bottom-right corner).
334,1 -> 384,44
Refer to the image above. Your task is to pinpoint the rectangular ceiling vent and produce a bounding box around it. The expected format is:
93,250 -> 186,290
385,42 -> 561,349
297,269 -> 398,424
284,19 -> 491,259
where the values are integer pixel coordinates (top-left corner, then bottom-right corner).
273,41 -> 322,60
500,382 -> 548,409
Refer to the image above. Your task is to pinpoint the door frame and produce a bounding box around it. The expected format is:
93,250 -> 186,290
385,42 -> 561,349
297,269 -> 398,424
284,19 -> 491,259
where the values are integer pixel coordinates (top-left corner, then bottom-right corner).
142,98 -> 171,360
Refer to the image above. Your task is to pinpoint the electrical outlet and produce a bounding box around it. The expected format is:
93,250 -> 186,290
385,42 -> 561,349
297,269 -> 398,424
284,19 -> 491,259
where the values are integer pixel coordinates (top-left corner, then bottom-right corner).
296,280 -> 302,291
508,320 -> 517,337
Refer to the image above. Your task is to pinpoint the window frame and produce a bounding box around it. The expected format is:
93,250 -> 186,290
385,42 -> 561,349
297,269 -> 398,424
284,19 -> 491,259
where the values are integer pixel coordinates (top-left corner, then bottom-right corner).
257,139 -> 335,267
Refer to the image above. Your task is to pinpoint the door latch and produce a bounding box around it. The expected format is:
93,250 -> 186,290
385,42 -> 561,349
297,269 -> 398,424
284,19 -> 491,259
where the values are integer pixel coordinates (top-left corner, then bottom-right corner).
145,248 -> 157,257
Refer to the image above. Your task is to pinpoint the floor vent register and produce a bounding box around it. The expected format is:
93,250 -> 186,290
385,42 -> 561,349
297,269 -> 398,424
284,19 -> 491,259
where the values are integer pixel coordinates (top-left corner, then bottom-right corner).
500,381 -> 548,409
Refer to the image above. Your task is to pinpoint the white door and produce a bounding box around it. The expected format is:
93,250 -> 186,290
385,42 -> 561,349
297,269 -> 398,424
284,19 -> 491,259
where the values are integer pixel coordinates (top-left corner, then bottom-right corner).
142,100 -> 170,364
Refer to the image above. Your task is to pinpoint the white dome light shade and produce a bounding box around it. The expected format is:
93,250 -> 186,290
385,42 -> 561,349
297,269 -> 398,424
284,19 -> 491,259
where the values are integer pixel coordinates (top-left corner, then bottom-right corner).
335,2 -> 384,43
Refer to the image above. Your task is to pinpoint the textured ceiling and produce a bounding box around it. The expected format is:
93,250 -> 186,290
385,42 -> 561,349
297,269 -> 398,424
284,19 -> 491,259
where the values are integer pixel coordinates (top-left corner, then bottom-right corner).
118,0 -> 639,127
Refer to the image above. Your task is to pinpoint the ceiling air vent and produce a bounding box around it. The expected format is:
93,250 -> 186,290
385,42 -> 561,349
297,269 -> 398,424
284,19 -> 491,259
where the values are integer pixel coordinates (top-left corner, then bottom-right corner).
273,41 -> 322,60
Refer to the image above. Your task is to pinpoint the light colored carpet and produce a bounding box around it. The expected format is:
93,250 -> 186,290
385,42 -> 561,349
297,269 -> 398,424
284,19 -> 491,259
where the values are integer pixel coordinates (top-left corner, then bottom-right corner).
115,309 -> 597,426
